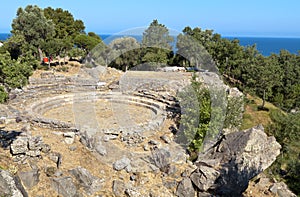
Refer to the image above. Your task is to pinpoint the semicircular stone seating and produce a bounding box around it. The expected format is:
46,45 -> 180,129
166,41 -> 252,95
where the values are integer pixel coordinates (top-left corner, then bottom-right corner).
28,91 -> 172,133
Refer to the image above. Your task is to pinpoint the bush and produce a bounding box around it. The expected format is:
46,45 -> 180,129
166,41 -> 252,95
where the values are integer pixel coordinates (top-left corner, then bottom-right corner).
0,86 -> 8,103
267,110 -> 300,195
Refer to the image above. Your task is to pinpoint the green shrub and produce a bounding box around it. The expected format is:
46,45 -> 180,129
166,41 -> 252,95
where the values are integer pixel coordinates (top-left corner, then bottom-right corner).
0,86 -> 8,103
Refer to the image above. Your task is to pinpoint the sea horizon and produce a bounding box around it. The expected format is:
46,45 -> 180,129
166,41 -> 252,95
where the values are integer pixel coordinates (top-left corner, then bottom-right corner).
1,33 -> 299,56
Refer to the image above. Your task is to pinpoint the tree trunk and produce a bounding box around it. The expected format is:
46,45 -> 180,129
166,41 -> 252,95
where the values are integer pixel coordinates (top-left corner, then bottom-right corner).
38,48 -> 43,63
261,89 -> 266,108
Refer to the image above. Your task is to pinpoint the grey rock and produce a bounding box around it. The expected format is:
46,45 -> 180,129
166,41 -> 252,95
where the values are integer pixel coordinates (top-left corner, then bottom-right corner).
193,125 -> 281,196
125,164 -> 132,173
69,167 -> 103,195
269,182 -> 297,197
163,180 -> 177,190
54,171 -> 63,177
160,135 -> 171,144
69,145 -> 77,151
95,143 -> 107,156
125,188 -> 141,197
41,144 -> 51,153
112,180 -> 126,196
190,165 -> 220,191
48,152 -> 62,168
10,137 -> 28,155
0,169 -> 24,197
255,176 -> 271,189
149,140 -> 159,145
51,177 -> 79,197
197,192 -> 213,197
150,148 -> 171,173
18,169 -> 40,189
28,136 -> 43,150
64,137 -> 75,145
64,132 -> 75,144
143,144 -> 150,151
103,134 -> 118,141
176,177 -> 195,197
113,157 -> 131,171
79,126 -> 97,149
12,154 -> 28,163
26,150 -> 41,157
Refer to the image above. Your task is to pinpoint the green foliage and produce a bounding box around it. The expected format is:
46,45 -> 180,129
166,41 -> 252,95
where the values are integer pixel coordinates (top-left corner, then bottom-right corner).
74,34 -> 103,52
108,37 -> 141,71
68,48 -> 86,59
142,19 -> 173,50
176,26 -> 299,112
177,77 -> 211,152
11,5 -> 55,58
0,86 -> 8,103
44,7 -> 85,39
224,91 -> 244,129
267,110 -> 300,195
0,53 -> 33,89
141,20 -> 174,67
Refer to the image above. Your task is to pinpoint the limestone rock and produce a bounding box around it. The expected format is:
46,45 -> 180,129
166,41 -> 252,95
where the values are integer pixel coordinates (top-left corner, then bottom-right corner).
113,157 -> 131,171
51,177 -> 79,197
63,132 -> 75,144
28,136 -> 43,150
64,137 -> 75,145
191,125 -> 281,196
0,169 -> 24,197
125,188 -> 141,197
41,143 -> 51,153
48,152 -> 62,168
26,150 -> 41,157
112,180 -> 126,196
190,165 -> 220,191
69,167 -> 103,195
160,135 -> 171,144
176,177 -> 195,197
18,169 -> 40,189
150,148 -> 171,173
269,182 -> 297,197
95,143 -> 107,156
10,137 -> 28,155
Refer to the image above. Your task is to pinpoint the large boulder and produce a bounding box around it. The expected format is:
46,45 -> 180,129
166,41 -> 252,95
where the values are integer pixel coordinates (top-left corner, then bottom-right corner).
176,177 -> 195,197
10,137 -> 28,155
18,169 -> 40,189
0,169 -> 24,197
51,177 -> 79,197
69,167 -> 104,195
178,125 -> 281,196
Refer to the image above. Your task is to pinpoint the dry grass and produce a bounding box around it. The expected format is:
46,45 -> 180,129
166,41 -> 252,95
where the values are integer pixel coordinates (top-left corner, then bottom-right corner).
241,94 -> 279,130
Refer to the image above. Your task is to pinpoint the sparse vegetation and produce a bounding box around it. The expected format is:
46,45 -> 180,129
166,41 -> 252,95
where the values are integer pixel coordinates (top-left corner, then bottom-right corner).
0,4 -> 298,195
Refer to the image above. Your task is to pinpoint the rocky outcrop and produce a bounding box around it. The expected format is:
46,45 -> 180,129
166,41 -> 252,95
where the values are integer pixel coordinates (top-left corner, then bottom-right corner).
176,125 -> 282,196
0,169 -> 25,197
51,177 -> 79,197
17,169 -> 40,189
69,167 -> 104,195
269,182 -> 297,197
10,134 -> 50,163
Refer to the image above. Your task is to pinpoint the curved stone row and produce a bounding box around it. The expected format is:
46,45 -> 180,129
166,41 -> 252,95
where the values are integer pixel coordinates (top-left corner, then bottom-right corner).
28,92 -> 171,133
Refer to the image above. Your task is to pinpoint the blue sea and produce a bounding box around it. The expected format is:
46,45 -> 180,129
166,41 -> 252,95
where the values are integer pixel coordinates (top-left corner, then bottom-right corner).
1,33 -> 299,56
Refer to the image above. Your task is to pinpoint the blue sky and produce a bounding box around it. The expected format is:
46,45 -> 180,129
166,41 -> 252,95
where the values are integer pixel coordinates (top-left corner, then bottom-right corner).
1,0 -> 300,37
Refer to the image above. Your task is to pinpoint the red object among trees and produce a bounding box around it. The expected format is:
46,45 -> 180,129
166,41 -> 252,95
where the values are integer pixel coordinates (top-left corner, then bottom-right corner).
43,57 -> 49,63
